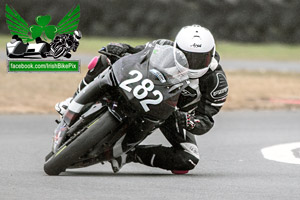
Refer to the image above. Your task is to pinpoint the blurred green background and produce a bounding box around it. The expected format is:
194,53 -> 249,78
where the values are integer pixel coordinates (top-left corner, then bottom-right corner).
1,0 -> 300,43
1,0 -> 300,61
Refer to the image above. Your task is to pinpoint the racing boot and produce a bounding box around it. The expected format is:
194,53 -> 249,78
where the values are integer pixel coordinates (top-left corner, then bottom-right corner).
55,55 -> 111,116
110,151 -> 135,173
55,97 -> 73,116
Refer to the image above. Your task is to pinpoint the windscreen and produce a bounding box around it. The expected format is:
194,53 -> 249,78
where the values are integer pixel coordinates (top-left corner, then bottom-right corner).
148,44 -> 189,85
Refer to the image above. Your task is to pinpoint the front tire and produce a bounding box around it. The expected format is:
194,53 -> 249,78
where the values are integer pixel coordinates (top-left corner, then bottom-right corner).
53,46 -> 65,59
44,111 -> 119,175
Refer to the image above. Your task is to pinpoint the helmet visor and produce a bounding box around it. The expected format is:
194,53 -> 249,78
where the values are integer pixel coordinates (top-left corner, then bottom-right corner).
179,47 -> 214,70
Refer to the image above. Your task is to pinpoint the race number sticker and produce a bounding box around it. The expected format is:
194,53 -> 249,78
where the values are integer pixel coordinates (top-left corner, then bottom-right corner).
119,70 -> 163,112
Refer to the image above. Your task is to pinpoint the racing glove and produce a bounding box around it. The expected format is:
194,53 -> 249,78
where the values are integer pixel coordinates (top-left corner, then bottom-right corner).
106,43 -> 129,56
174,111 -> 200,130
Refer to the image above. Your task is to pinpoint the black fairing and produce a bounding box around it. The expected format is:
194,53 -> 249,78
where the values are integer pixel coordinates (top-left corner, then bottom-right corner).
112,46 -> 188,121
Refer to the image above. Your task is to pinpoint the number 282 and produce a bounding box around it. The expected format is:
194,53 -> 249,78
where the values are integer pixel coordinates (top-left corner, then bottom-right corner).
119,70 -> 163,112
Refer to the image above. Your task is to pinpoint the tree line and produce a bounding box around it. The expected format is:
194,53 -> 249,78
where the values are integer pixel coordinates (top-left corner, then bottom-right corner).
0,0 -> 299,43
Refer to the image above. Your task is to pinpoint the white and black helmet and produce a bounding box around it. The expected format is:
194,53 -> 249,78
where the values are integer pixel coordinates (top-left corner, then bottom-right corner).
73,30 -> 82,40
174,25 -> 218,78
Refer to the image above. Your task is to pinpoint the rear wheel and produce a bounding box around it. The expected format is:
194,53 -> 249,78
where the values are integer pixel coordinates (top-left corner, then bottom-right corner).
44,111 -> 119,175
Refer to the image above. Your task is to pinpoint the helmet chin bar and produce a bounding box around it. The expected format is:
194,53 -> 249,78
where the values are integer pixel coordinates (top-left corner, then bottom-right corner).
187,57 -> 219,78
188,67 -> 209,78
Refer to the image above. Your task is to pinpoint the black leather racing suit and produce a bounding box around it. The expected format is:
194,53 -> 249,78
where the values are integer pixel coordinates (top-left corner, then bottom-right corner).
76,39 -> 228,171
51,34 -> 79,58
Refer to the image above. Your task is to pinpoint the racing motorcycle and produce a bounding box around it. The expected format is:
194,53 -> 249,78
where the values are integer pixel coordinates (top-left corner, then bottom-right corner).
44,44 -> 190,175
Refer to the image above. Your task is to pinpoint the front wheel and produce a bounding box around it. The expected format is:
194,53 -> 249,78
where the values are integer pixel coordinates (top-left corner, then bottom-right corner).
44,111 -> 119,175
53,46 -> 66,59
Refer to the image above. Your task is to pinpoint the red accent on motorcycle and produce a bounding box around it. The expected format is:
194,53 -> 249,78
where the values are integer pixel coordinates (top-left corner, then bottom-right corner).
166,100 -> 178,107
64,110 -> 78,126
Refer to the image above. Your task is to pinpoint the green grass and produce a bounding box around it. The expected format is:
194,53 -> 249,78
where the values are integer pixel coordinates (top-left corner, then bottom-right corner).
77,36 -> 151,55
217,41 -> 300,61
0,35 -> 12,48
1,34 -> 300,61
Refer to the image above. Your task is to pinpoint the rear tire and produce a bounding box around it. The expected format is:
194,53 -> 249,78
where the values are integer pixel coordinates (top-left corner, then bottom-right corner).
44,111 -> 119,175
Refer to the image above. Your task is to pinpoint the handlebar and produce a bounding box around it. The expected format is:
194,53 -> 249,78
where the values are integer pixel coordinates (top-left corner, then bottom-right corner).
98,47 -> 121,59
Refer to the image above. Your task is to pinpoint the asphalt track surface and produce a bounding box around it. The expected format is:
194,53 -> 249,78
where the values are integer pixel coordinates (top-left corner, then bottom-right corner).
0,110 -> 299,200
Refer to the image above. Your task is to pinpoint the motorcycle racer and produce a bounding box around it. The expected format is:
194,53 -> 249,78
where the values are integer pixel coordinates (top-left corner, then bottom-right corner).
55,25 -> 228,174
50,30 -> 82,58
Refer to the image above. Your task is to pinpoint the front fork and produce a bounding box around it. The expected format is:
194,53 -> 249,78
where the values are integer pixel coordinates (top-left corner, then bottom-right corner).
51,102 -> 107,154
87,115 -> 160,162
